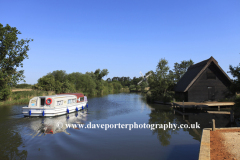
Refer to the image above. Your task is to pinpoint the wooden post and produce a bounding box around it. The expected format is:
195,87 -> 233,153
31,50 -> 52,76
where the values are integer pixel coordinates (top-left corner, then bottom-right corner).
173,109 -> 175,114
218,106 -> 220,111
183,100 -> 185,112
212,119 -> 215,131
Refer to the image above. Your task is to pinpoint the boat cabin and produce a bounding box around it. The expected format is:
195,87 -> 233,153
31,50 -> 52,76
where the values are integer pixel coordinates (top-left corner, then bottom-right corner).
57,93 -> 85,103
28,95 -> 77,108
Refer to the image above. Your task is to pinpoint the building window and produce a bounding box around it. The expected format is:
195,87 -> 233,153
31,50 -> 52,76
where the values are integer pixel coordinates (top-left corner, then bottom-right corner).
207,70 -> 216,79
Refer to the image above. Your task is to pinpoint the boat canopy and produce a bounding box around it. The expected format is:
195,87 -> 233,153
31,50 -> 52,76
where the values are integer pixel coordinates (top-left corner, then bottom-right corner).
57,93 -> 85,103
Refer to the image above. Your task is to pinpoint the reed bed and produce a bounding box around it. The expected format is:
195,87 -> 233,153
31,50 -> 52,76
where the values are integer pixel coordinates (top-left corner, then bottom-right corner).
0,87 -> 129,106
0,90 -> 55,106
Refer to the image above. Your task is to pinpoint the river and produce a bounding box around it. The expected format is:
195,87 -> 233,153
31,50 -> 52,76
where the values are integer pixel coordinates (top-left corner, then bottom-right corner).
0,93 -> 231,160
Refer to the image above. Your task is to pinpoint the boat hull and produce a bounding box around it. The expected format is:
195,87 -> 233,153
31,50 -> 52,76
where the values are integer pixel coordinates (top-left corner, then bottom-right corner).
22,101 -> 88,117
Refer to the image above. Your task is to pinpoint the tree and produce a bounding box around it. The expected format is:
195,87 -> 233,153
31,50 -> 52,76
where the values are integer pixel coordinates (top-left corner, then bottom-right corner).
129,85 -> 135,90
229,62 -> 240,117
154,58 -> 171,95
86,69 -> 109,94
172,60 -> 194,83
93,69 -> 109,81
37,74 -> 55,91
148,58 -> 174,102
140,81 -> 147,93
0,23 -> 33,100
229,63 -> 240,94
48,70 -> 67,83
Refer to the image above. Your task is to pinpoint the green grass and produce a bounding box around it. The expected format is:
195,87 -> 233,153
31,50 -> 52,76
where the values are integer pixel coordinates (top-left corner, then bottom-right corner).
0,87 -> 130,106
0,90 -> 55,106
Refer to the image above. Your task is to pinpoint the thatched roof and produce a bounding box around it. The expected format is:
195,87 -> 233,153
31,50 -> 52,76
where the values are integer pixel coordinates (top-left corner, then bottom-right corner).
174,56 -> 231,92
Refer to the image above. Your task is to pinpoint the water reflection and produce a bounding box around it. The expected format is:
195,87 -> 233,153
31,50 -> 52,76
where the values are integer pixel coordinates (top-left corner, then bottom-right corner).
29,110 -> 88,136
0,105 -> 28,159
148,103 -> 232,144
172,109 -> 231,141
148,105 -> 181,146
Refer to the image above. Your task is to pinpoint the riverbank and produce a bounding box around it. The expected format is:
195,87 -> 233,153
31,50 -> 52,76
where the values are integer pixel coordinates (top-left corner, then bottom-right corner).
0,90 -> 55,106
0,88 -> 130,106
199,127 -> 240,160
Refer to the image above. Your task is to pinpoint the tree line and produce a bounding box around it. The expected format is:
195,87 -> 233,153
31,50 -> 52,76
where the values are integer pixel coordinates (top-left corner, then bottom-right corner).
32,69 -> 126,96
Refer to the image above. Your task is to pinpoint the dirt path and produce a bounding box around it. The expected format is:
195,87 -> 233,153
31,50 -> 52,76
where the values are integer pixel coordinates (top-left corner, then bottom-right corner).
12,89 -> 32,92
210,129 -> 240,160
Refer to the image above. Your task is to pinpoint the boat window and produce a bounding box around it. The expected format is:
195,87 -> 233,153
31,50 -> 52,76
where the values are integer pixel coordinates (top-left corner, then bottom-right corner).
68,99 -> 72,104
80,97 -> 84,101
72,99 -> 76,103
40,98 -> 45,106
57,100 -> 63,106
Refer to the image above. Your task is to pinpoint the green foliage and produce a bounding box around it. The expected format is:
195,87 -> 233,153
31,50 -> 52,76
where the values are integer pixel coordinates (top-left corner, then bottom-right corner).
14,83 -> 32,89
112,81 -> 122,92
0,23 -> 33,100
112,76 -> 135,87
0,82 -> 11,101
0,90 -> 55,105
149,58 -> 173,97
146,92 -> 153,103
233,96 -> 240,118
140,81 -> 147,93
86,69 -> 109,81
67,72 -> 95,93
172,60 -> 194,83
37,74 -> 55,91
129,85 -> 135,90
49,70 -> 67,83
229,63 -> 240,94
32,68 -> 124,96
148,58 -> 193,102
107,83 -> 114,93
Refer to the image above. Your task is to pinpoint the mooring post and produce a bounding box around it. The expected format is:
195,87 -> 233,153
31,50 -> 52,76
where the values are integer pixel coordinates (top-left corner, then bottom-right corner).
212,119 -> 215,131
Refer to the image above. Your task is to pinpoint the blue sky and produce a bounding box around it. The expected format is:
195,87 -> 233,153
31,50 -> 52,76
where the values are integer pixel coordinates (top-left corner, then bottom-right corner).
1,0 -> 240,84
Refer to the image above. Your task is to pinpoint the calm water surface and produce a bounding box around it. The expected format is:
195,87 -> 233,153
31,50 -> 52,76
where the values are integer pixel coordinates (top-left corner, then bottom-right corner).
0,93 -> 231,160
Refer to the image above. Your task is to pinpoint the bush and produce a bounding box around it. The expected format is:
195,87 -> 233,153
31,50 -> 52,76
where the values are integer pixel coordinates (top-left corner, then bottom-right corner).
15,83 -> 32,89
234,96 -> 240,108
129,85 -> 135,90
234,96 -> 240,118
146,92 -> 154,103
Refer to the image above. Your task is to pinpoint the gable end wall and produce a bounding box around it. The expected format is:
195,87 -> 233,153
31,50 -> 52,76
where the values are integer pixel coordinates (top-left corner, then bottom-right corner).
188,67 -> 229,102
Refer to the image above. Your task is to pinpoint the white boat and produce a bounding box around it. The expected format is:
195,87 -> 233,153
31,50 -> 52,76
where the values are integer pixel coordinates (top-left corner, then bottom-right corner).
22,93 -> 88,117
